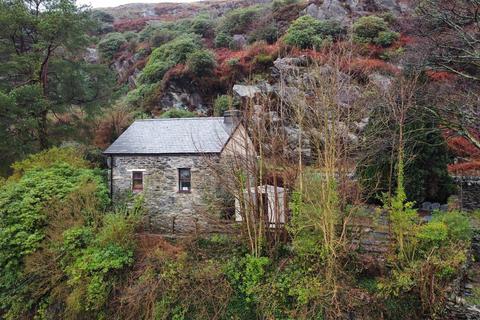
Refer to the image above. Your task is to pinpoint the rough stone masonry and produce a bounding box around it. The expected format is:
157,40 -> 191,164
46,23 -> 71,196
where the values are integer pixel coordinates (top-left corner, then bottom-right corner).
111,154 -> 218,233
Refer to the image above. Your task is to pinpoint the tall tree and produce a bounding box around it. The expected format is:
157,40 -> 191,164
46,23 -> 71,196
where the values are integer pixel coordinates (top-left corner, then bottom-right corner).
0,0 -> 114,171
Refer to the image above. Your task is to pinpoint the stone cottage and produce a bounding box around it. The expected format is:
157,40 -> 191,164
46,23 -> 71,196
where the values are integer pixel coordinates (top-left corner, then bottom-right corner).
104,110 -> 253,233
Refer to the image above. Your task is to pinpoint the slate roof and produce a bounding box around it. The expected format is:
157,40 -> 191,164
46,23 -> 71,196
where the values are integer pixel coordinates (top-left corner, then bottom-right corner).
103,117 -> 236,155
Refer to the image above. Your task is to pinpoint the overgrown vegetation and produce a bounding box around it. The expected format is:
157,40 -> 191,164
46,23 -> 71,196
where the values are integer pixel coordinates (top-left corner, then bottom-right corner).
1,0 -> 479,319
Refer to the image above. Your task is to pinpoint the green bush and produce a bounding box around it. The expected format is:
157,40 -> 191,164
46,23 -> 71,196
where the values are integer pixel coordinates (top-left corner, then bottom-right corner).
226,254 -> 270,301
353,16 -> 388,40
214,95 -> 239,116
191,15 -> 215,37
139,61 -> 172,84
148,34 -> 201,66
430,211 -> 472,242
150,29 -> 177,47
215,32 -> 233,48
186,50 -> 217,76
97,32 -> 126,61
284,16 -> 344,49
216,6 -> 262,36
352,15 -> 398,46
374,31 -> 400,47
0,158 -> 108,316
125,83 -> 158,107
123,31 -> 138,42
160,109 -> 196,118
248,23 -> 278,44
272,0 -> 299,10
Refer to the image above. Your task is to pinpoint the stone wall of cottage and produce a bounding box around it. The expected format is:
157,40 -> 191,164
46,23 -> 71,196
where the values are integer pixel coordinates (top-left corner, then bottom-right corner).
111,155 -> 219,233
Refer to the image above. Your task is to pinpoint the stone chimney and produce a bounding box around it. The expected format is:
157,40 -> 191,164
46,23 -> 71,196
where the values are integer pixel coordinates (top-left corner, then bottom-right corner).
223,109 -> 242,125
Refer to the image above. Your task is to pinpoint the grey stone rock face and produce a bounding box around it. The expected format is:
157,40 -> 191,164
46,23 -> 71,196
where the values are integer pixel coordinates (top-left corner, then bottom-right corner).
111,155 -> 219,233
233,84 -> 261,98
304,1 -> 349,22
84,48 -> 99,64
232,34 -> 248,50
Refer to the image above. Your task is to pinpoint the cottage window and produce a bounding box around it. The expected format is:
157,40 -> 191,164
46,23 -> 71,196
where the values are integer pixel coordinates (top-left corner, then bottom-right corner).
178,168 -> 191,192
132,171 -> 143,192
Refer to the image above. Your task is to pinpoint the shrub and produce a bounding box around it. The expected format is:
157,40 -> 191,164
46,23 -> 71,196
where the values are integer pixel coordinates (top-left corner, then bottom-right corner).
214,95 -> 239,116
9,146 -> 89,181
353,16 -> 388,40
150,29 -> 177,47
186,50 -> 217,76
215,32 -> 233,48
0,160 -> 108,316
123,31 -> 138,42
352,15 -> 398,46
216,6 -> 262,36
225,254 -> 270,307
148,34 -> 201,66
97,32 -> 127,61
374,31 -> 400,47
160,109 -> 196,118
284,15 -> 344,49
139,60 -> 172,84
191,15 -> 215,37
248,23 -> 279,44
272,0 -> 299,11
430,211 -> 472,242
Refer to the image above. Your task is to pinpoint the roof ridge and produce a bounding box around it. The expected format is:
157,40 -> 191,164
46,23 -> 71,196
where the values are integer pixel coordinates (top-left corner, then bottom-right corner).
135,117 -> 224,122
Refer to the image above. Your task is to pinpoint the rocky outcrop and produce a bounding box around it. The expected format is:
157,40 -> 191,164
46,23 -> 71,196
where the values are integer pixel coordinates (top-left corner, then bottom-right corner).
84,48 -> 99,64
303,0 -> 409,23
304,0 -> 349,22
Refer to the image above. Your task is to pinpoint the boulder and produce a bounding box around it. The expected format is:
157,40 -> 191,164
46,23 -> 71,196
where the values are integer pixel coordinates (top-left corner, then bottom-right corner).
231,34 -> 247,50
84,48 -> 99,64
233,84 -> 261,98
304,0 -> 349,23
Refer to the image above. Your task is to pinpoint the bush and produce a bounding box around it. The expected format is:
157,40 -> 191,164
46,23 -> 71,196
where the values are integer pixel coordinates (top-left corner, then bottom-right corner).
272,0 -> 299,10
97,32 -> 126,61
430,211 -> 472,242
0,157 -> 108,317
150,29 -> 177,47
216,6 -> 262,36
148,34 -> 201,66
213,95 -> 239,116
284,15 -> 345,49
160,109 -> 196,118
186,50 -> 217,76
9,146 -> 89,181
352,15 -> 397,46
139,60 -> 172,84
374,31 -> 400,47
248,23 -> 279,44
123,31 -> 138,42
191,15 -> 215,37
215,32 -> 233,48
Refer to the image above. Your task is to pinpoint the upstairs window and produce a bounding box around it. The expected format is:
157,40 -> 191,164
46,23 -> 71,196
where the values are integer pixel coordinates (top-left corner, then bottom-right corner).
178,168 -> 191,193
132,171 -> 143,192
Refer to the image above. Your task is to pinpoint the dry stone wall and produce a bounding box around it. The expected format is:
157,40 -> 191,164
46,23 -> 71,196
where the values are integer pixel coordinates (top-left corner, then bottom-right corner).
455,176 -> 480,211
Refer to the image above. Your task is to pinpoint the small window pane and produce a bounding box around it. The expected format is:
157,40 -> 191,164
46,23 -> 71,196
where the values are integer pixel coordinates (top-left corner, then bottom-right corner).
132,171 -> 143,191
178,168 -> 191,192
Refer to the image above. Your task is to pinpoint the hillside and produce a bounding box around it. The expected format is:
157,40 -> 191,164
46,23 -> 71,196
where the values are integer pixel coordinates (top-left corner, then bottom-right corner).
0,0 -> 479,319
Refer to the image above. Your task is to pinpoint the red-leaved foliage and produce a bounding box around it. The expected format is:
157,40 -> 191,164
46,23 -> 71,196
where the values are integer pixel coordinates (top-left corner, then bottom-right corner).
446,135 -> 480,158
214,42 -> 280,80
114,18 -> 155,32
448,161 -> 480,175
94,109 -> 133,149
347,58 -> 400,76
426,70 -> 457,82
